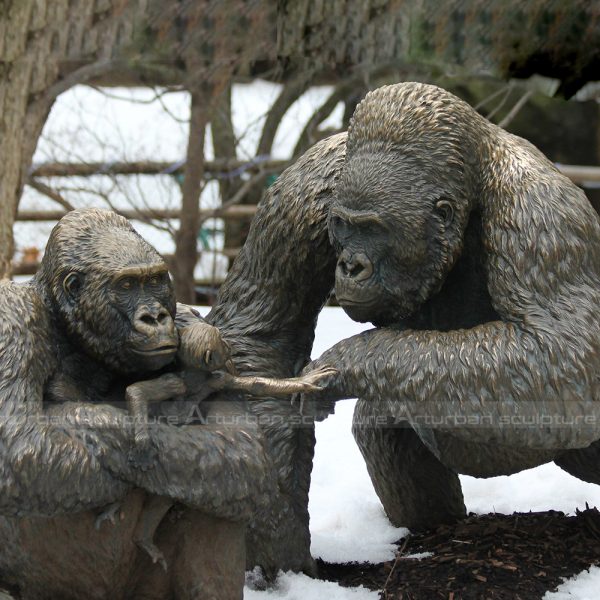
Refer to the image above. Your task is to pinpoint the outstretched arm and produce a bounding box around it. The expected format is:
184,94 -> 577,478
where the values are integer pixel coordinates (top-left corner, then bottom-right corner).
309,318 -> 600,451
308,167 -> 600,451
207,366 -> 338,396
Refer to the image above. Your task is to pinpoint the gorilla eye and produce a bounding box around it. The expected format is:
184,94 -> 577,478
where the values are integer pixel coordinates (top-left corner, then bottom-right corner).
119,277 -> 133,290
330,215 -> 349,239
63,272 -> 82,302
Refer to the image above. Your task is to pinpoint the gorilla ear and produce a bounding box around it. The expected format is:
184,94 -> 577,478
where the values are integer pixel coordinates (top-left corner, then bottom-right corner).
63,272 -> 83,304
435,200 -> 454,229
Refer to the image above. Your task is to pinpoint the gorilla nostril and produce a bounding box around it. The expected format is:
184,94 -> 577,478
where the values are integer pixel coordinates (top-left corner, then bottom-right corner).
157,312 -> 168,324
338,252 -> 373,281
140,314 -> 156,326
349,263 -> 365,277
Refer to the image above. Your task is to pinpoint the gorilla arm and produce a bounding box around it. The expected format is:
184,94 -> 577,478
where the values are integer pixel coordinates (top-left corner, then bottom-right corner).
50,400 -> 275,521
0,287 -> 273,520
0,285 -> 130,517
309,169 -> 600,451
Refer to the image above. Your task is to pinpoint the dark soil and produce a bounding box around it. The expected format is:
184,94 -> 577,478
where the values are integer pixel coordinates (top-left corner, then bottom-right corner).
317,507 -> 600,599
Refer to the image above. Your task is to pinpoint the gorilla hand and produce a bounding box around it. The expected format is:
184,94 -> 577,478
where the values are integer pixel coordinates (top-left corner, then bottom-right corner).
178,321 -> 236,374
292,359 -> 348,420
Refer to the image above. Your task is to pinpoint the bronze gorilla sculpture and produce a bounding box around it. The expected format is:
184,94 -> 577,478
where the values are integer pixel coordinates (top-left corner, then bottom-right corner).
2,79 -> 599,596
303,82 -> 600,529
208,81 -> 600,567
0,209 -> 332,599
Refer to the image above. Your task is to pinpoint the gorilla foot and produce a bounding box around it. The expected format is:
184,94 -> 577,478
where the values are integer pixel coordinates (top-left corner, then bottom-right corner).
95,502 -> 122,530
136,539 -> 168,572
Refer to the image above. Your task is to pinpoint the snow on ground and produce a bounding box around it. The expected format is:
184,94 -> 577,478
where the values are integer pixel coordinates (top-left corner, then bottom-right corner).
544,567 -> 600,600
244,307 -> 600,599
244,572 -> 379,600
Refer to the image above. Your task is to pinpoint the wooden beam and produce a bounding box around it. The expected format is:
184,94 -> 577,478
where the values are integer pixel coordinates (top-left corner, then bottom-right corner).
13,249 -> 241,277
27,161 -> 600,186
16,206 -> 258,222
28,159 -> 289,178
556,164 -> 600,184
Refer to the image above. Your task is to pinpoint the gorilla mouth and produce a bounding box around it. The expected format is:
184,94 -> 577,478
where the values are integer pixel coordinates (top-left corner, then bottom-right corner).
131,344 -> 178,356
336,296 -> 377,308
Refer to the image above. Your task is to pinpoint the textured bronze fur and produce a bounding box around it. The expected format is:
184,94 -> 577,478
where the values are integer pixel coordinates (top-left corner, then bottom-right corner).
0,209 -> 332,598
305,82 -> 600,530
208,81 -> 600,568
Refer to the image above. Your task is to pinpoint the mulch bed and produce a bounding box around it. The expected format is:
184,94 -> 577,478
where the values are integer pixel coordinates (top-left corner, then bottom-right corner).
318,507 -> 600,599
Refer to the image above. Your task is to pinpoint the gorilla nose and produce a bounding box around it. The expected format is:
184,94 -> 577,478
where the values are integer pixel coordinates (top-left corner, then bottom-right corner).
337,251 -> 374,282
133,305 -> 174,336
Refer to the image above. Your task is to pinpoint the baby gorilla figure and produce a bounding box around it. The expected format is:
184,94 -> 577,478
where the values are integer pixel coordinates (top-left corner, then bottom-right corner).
125,314 -> 235,460
127,310 -> 333,570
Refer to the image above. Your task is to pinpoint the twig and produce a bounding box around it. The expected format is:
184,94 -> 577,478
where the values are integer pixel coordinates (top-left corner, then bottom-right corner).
382,537 -> 410,599
26,179 -> 75,211
198,168 -> 273,226
498,90 -> 533,129
485,85 -> 513,121
474,84 -> 511,110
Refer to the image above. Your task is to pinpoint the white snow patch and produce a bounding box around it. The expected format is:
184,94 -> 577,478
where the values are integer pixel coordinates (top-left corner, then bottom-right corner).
544,566 -> 600,599
461,462 -> 600,516
244,572 -> 379,600
309,311 -> 405,564
402,552 -> 434,560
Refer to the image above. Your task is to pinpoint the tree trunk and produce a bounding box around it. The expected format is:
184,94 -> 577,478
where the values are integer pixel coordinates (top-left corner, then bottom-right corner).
173,89 -> 208,304
211,85 -> 249,268
0,0 -> 148,279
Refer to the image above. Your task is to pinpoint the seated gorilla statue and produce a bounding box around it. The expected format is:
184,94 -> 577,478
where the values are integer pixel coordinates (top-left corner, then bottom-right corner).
0,209 -> 331,599
299,82 -> 600,530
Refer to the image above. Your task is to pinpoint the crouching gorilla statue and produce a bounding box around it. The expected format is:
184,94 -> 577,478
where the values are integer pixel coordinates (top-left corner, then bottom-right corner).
209,81 -> 600,562
299,82 -> 600,529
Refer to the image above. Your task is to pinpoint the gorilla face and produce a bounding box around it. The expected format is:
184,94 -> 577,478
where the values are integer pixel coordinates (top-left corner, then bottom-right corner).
330,151 -> 469,326
42,211 -> 180,375
64,261 -> 179,375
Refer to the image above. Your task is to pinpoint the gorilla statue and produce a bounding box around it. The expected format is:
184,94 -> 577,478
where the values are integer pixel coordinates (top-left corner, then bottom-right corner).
3,80 -> 599,596
0,209 -> 331,599
304,82 -> 600,529
208,81 -> 600,565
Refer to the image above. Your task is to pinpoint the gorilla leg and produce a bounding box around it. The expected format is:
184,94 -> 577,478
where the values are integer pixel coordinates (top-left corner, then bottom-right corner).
555,440 -> 600,485
131,510 -> 246,600
168,512 -> 245,600
352,399 -> 466,530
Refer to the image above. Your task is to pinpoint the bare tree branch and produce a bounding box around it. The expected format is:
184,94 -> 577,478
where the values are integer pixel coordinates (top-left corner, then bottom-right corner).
41,60 -> 117,106
498,90 -> 533,129
198,168 -> 272,226
486,85 -> 513,121
26,179 -> 75,211
293,75 -> 365,157
474,83 -> 512,110
256,73 -> 314,156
